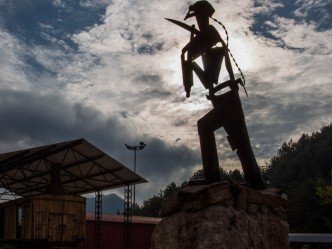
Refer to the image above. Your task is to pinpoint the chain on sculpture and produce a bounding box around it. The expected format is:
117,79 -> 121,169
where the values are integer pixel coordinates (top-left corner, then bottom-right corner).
166,1 -> 266,190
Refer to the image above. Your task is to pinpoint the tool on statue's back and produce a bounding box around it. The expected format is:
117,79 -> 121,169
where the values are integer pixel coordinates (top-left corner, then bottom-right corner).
181,24 -> 196,98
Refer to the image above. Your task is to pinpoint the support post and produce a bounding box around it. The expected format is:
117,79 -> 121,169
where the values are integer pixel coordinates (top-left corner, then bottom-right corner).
133,150 -> 136,208
123,184 -> 133,249
125,142 -> 146,210
94,190 -> 102,249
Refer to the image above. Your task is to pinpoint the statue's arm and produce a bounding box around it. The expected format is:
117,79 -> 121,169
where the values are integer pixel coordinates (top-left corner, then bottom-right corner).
219,38 -> 235,83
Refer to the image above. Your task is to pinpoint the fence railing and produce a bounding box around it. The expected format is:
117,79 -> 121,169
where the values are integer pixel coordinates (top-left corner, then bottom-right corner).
289,234 -> 332,243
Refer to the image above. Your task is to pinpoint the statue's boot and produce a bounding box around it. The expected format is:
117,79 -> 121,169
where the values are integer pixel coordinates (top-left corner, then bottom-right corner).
198,130 -> 221,183
224,119 -> 266,190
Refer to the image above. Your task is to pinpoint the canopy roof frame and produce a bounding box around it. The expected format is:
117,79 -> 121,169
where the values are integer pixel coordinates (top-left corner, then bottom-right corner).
0,138 -> 147,199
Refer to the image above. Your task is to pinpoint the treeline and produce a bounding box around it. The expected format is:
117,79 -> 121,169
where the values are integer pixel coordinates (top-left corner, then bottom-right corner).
134,124 -> 332,233
263,124 -> 332,233
133,168 -> 244,217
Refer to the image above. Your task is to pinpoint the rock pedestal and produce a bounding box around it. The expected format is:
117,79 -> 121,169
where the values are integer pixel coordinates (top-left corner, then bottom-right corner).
151,182 -> 288,249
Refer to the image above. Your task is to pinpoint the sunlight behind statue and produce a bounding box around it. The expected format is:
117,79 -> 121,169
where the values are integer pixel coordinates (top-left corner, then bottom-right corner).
166,1 -> 266,190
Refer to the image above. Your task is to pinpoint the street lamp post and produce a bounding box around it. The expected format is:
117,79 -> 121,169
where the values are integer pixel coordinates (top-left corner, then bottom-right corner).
125,141 -> 146,208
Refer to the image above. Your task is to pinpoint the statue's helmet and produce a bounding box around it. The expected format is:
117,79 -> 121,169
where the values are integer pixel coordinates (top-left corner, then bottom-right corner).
184,1 -> 215,20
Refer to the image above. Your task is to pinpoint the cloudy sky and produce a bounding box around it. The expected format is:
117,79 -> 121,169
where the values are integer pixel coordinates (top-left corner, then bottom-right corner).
0,0 -> 331,202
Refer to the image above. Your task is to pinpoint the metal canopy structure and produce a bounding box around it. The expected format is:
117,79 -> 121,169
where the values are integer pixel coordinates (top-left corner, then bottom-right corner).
0,138 -> 147,199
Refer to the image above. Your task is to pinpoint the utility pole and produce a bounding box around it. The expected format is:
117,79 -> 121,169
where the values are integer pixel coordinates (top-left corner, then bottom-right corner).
124,142 -> 145,249
125,142 -> 146,207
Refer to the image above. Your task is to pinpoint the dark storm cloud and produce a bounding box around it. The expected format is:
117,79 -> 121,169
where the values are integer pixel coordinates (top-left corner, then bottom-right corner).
137,42 -> 164,55
173,119 -> 189,127
134,137 -> 200,179
134,74 -> 162,84
241,80 -> 332,159
120,111 -> 129,118
141,89 -> 172,100
0,89 -> 200,185
130,73 -> 172,101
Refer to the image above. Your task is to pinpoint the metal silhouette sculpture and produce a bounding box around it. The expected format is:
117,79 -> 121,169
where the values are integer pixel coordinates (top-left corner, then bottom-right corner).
166,1 -> 266,190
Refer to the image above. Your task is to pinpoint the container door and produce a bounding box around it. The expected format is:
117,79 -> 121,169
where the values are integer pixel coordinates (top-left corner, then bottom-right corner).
16,204 -> 23,239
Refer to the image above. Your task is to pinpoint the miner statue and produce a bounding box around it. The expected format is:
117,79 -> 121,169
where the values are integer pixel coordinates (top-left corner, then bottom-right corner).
166,1 -> 266,190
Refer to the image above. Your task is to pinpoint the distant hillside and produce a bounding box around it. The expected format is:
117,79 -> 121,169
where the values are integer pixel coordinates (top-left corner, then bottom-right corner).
86,193 -> 124,214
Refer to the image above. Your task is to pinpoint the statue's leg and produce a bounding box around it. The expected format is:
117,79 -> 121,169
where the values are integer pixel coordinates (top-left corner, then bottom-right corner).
196,88 -> 266,188
197,94 -> 234,182
224,119 -> 266,190
197,116 -> 221,182
222,91 -> 266,190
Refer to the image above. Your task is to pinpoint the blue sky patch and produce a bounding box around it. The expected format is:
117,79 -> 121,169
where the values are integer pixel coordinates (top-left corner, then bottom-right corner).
0,0 -> 107,48
251,0 -> 331,48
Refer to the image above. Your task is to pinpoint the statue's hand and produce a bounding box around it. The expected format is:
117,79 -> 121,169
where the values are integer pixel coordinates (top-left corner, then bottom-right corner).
209,87 -> 214,96
206,87 -> 215,100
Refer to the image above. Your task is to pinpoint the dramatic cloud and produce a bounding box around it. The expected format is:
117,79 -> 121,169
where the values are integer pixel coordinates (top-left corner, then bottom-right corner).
0,0 -> 331,201
0,89 -> 200,201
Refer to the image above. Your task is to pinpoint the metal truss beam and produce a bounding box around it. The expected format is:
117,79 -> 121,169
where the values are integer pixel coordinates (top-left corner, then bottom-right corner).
123,184 -> 133,249
95,190 -> 102,249
0,139 -> 84,174
12,155 -> 105,195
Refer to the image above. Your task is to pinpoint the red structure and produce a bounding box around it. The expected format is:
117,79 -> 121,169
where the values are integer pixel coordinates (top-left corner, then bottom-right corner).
78,213 -> 161,249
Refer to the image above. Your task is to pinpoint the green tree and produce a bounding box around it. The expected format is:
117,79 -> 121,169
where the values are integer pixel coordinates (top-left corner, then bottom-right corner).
133,182 -> 186,216
163,182 -> 180,198
135,168 -> 244,217
228,169 -> 244,183
316,175 -> 332,229
265,124 -> 332,233
135,191 -> 164,217
190,168 -> 244,182
317,178 -> 332,205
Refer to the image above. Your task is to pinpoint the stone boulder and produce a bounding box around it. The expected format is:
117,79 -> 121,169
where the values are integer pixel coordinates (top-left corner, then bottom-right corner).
151,182 -> 288,249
